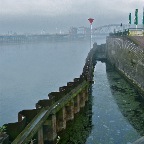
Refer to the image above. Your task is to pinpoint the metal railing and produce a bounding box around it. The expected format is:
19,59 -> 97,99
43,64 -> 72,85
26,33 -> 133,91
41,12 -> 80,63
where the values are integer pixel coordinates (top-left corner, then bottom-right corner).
12,80 -> 88,144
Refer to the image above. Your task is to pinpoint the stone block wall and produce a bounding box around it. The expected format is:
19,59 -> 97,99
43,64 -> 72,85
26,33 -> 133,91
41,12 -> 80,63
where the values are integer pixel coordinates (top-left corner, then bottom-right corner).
106,36 -> 144,95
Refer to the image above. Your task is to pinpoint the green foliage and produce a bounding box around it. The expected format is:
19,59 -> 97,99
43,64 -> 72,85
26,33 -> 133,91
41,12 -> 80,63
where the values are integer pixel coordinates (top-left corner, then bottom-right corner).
0,126 -> 6,134
58,100 -> 93,144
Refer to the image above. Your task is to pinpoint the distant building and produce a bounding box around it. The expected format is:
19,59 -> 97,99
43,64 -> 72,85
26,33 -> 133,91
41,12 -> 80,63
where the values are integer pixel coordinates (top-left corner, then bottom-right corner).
128,28 -> 144,36
69,27 -> 77,35
69,26 -> 92,39
77,27 -> 90,35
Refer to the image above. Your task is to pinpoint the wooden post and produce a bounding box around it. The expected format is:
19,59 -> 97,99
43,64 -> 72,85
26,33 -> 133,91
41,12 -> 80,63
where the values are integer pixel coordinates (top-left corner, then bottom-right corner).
80,92 -> 85,108
74,94 -> 80,114
43,114 -> 57,143
38,126 -> 44,144
84,87 -> 89,102
65,100 -> 74,121
56,107 -> 66,132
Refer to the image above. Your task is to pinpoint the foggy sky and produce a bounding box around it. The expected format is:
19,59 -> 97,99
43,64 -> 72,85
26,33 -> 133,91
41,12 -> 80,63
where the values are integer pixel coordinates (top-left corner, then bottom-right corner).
0,0 -> 143,34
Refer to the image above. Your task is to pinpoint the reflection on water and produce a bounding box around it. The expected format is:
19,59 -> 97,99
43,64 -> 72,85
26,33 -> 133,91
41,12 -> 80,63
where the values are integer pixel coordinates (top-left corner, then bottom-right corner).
86,62 -> 143,144
0,36 -> 107,126
106,62 -> 144,136
55,61 -> 144,144
1,37 -> 144,143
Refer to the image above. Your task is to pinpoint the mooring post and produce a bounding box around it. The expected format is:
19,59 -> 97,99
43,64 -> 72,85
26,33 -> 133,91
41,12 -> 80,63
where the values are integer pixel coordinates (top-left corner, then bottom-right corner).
74,94 -> 80,114
80,92 -> 85,108
18,113 -> 23,122
43,114 -> 57,143
85,86 -> 89,102
65,100 -> 74,121
83,90 -> 87,102
38,126 -> 44,144
56,107 -> 66,132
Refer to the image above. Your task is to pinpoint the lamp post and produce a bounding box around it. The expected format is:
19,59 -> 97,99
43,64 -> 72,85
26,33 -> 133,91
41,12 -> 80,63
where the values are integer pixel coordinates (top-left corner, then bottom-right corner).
88,18 -> 94,49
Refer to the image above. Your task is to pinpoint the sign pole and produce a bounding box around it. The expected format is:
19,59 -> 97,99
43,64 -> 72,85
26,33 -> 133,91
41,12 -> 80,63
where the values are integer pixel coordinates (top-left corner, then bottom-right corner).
143,7 -> 144,36
88,18 -> 94,49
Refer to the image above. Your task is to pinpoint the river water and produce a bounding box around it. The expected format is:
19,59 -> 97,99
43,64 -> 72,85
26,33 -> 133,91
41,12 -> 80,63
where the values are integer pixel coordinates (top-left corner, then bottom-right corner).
0,36 -> 105,126
0,36 -> 144,144
85,62 -> 144,144
58,61 -> 144,144
0,38 -> 97,126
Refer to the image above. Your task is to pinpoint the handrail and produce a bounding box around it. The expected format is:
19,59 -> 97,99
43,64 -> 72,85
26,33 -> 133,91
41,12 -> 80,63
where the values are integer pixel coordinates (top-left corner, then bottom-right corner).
12,80 -> 88,144
132,136 -> 144,144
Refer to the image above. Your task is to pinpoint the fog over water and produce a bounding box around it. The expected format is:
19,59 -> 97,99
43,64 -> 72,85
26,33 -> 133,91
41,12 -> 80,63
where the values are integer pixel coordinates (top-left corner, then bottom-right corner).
0,38 -> 105,126
0,1 -> 144,143
0,0 -> 143,34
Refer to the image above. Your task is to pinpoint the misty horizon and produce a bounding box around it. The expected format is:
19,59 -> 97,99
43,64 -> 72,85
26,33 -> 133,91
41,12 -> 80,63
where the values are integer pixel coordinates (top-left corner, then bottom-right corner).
0,0 -> 143,34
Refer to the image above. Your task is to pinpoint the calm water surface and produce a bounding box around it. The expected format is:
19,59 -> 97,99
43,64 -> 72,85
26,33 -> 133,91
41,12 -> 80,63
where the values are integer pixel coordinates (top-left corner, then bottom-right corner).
0,40 -> 85,125
58,61 -> 143,144
0,37 -> 105,126
2,36 -> 143,143
86,62 -> 143,144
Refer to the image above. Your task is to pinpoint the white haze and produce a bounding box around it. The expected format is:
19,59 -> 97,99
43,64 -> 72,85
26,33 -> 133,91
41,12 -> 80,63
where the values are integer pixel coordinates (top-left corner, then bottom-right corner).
0,0 -> 143,34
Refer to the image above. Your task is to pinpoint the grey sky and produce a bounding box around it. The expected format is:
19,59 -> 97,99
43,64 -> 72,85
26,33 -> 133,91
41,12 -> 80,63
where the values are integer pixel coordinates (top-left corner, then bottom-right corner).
0,0 -> 143,34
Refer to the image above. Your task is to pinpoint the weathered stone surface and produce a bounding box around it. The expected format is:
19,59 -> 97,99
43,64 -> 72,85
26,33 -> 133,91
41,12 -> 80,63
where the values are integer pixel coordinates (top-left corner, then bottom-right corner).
106,36 -> 144,96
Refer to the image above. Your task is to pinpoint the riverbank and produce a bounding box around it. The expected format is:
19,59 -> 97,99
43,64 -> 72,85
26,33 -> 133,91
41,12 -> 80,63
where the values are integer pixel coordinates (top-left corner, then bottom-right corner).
86,61 -> 143,144
106,36 -> 144,97
57,61 -> 144,143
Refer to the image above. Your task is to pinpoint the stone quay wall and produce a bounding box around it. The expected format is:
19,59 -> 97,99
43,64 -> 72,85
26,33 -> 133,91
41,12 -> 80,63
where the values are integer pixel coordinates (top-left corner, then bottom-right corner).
106,36 -> 144,95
